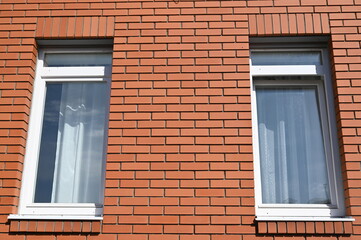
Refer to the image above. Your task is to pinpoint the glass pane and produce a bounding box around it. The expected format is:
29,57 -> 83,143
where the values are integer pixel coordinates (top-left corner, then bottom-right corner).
44,53 -> 112,67
251,51 -> 322,65
34,82 -> 109,204
256,86 -> 331,204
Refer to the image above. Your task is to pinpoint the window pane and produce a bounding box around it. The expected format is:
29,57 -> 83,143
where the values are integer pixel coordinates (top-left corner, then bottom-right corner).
251,51 -> 322,65
44,53 -> 112,67
256,87 -> 331,204
34,82 -> 109,204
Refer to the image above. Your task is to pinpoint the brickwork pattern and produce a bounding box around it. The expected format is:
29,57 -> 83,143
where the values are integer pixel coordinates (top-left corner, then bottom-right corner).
0,0 -> 360,239
257,221 -> 353,235
9,220 -> 101,233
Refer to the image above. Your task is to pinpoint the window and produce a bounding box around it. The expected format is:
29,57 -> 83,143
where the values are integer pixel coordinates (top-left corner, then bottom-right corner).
250,40 -> 346,219
13,46 -> 112,219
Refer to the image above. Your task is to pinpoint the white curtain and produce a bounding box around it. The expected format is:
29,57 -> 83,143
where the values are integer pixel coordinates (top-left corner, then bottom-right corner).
257,87 -> 331,204
51,82 -> 107,204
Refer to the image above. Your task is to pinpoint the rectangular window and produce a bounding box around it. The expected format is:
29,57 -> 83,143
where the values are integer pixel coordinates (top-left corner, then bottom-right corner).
34,82 -> 109,204
251,40 -> 346,219
13,46 -> 112,219
256,79 -> 330,205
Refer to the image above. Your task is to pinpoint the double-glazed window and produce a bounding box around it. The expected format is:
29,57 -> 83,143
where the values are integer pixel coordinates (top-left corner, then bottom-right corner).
251,41 -> 345,219
15,47 -> 112,219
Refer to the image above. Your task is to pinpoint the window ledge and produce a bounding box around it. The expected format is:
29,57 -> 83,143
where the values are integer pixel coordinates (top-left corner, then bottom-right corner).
8,215 -> 102,234
256,217 -> 354,235
8,214 -> 103,221
256,216 -> 355,222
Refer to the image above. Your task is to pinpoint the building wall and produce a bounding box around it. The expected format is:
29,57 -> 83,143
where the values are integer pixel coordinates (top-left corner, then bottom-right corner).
0,0 -> 360,239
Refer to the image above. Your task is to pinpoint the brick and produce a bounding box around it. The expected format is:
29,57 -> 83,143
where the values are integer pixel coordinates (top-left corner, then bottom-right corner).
211,216 -> 241,225
164,225 -> 194,234
165,206 -> 194,215
182,236 -> 210,240
133,225 -> 162,233
196,207 -> 225,215
149,236 -> 178,240
196,225 -> 225,234
118,216 -> 148,224
287,221 -> 297,234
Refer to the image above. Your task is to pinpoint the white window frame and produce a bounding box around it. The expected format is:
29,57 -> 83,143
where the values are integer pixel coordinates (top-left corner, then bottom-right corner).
250,45 -> 347,220
9,48 -> 112,220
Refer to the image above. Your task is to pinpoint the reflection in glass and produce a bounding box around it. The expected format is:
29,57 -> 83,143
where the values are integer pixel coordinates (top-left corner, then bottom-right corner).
251,51 -> 322,66
256,87 -> 331,204
44,53 -> 112,67
34,82 -> 109,204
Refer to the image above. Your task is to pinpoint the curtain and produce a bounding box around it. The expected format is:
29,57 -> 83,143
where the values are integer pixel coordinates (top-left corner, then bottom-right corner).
50,82 -> 108,204
256,87 -> 331,204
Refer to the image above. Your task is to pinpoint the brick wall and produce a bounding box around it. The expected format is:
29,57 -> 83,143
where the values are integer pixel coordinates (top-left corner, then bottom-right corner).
0,0 -> 360,239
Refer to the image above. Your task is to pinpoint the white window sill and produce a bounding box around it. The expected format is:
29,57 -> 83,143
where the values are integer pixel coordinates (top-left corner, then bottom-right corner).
8,214 -> 103,221
256,216 -> 355,222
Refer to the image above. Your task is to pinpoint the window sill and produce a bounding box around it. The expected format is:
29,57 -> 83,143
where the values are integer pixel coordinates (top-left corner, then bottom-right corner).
8,214 -> 103,221
256,216 -> 355,222
8,215 -> 102,234
256,217 -> 354,235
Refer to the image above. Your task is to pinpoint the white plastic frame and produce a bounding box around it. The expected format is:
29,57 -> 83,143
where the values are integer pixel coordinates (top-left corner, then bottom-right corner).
11,48 -> 112,220
250,47 -> 346,219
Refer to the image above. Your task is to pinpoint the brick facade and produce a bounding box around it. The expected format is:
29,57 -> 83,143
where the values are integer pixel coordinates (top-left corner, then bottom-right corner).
0,0 -> 360,239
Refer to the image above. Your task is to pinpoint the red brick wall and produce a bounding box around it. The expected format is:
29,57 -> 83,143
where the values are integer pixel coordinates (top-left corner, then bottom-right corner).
0,0 -> 360,239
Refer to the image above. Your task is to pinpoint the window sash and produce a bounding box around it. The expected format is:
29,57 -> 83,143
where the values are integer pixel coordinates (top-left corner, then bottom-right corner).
250,49 -> 328,76
256,86 -> 331,205
255,80 -> 337,204
34,82 -> 109,204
